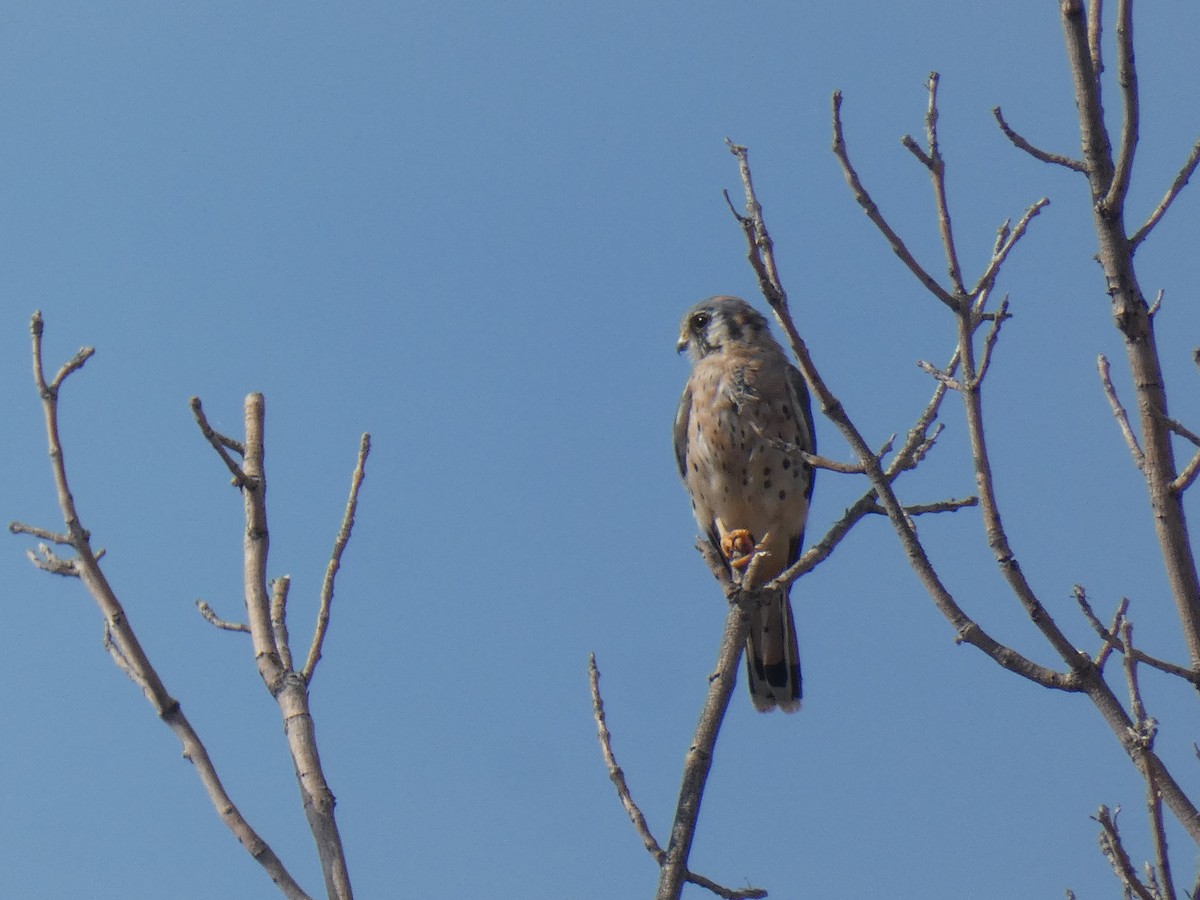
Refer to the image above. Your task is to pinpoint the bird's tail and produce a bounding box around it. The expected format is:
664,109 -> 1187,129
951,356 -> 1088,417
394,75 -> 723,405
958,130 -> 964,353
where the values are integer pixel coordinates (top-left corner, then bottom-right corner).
745,591 -> 802,713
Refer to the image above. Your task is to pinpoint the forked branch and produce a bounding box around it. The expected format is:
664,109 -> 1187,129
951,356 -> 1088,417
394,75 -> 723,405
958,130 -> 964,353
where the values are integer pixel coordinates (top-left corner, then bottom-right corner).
588,655 -> 766,900
13,313 -> 311,900
193,394 -> 361,900
303,433 -> 371,682
729,140 -> 1071,691
836,55 -> 1200,846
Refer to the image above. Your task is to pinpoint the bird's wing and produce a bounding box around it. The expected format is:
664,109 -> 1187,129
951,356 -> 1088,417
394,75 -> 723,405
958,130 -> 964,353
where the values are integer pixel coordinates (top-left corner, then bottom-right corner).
672,382 -> 692,480
785,363 -> 816,505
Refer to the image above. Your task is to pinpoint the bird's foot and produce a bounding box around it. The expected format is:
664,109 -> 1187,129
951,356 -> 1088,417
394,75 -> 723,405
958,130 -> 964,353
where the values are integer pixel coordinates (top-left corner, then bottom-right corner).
722,529 -> 757,570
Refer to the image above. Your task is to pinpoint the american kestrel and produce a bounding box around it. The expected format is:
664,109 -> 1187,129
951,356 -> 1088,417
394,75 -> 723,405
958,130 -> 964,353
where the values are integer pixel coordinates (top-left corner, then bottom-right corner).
674,296 -> 816,712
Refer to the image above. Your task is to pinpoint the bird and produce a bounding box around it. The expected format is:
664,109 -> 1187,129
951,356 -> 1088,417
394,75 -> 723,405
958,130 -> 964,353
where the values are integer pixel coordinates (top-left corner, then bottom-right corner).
673,296 -> 816,712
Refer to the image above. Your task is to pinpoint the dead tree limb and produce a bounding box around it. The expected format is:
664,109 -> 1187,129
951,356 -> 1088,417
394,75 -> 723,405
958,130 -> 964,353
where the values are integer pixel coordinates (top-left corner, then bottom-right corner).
192,394 -> 367,900
11,313 -> 312,900
1058,0 -> 1200,675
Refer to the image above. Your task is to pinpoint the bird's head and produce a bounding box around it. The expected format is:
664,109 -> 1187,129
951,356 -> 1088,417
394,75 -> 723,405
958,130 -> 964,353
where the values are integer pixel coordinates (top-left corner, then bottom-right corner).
676,296 -> 770,360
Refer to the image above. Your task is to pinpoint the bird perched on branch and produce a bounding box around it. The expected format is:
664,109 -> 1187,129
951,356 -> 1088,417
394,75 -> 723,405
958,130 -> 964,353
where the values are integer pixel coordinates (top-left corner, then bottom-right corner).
674,296 -> 815,712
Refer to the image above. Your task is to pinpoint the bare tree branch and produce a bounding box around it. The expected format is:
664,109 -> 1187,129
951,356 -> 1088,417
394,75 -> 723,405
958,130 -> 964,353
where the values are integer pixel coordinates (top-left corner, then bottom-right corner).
196,599 -> 251,633
1061,0 -> 1114,188
1096,806 -> 1157,900
969,296 -> 1010,389
590,657 -> 769,895
8,522 -> 72,545
302,433 -> 371,682
867,497 -> 978,517
746,419 -> 873,474
23,542 -> 80,576
1059,0 -> 1200,682
1098,354 -> 1146,472
17,313 -> 312,900
916,360 -> 964,391
992,106 -> 1088,172
1086,0 -> 1104,84
1171,449 -> 1200,495
1163,416 -> 1200,449
1131,135 -> 1200,248
1103,0 -> 1139,216
656,588 -> 766,900
1114,619 -> 1177,900
196,393 -> 355,900
190,396 -> 251,489
970,197 -> 1050,302
1073,587 -> 1129,671
1119,621 -> 1150,732
104,621 -> 148,691
272,577 -> 294,672
837,45 -> 1200,853
1075,587 -> 1200,685
827,101 -> 958,310
730,140 -> 1075,691
588,654 -> 665,862
904,72 -> 967,297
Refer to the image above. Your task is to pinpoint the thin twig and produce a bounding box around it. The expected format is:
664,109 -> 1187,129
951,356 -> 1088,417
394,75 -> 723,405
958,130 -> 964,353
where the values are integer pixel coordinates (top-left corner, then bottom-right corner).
1098,355 -> 1146,471
684,872 -> 766,900
190,396 -> 251,489
867,497 -> 978,517
104,622 -> 148,691
196,600 -> 251,633
271,577 -> 293,672
1096,806 -> 1157,900
303,433 -> 371,682
991,107 -> 1087,173
1074,588 -> 1198,684
1171,450 -> 1200,495
1117,620 -> 1176,900
830,93 -> 957,310
1147,288 -> 1163,319
1131,135 -> 1200,248
970,198 -> 1051,301
799,450 -> 866,475
1119,620 -> 1150,731
8,522 -> 73,545
968,297 -> 1010,389
925,72 -> 965,297
588,654 -> 665,862
1073,585 -> 1127,670
1147,759 -> 1177,900
25,544 -> 79,576
1086,0 -> 1103,84
50,347 -> 96,393
916,360 -> 963,391
746,420 -> 867,473
1102,597 -> 1130,674
904,72 -> 967,297
1103,0 -> 1138,215
1163,416 -> 1200,449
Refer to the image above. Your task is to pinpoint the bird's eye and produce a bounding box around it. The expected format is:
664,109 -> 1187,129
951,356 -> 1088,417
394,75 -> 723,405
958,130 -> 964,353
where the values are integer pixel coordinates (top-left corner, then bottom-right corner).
691,312 -> 710,330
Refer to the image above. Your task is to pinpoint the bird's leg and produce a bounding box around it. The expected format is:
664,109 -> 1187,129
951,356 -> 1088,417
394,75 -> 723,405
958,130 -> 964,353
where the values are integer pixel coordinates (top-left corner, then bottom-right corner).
722,529 -> 757,569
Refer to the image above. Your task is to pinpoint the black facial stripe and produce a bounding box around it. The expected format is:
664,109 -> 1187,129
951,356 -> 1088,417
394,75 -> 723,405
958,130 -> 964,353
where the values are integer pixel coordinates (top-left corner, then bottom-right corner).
724,315 -> 743,343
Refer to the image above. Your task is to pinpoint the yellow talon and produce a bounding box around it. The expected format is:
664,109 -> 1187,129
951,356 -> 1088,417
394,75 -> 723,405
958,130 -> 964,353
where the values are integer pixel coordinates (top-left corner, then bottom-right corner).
721,529 -> 756,568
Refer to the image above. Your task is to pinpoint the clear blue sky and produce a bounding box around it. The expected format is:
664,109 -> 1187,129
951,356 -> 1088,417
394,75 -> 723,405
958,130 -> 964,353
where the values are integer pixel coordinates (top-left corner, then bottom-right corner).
4,2 -> 1200,897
